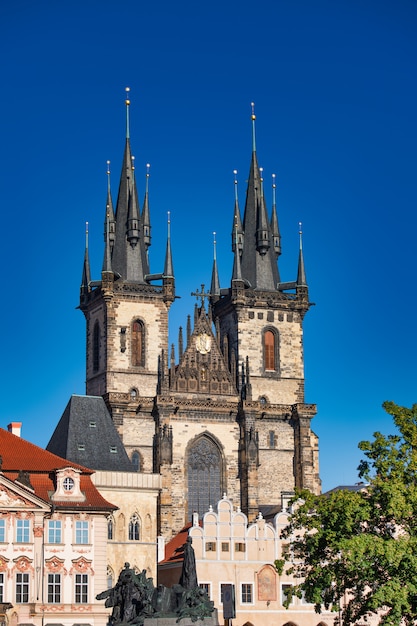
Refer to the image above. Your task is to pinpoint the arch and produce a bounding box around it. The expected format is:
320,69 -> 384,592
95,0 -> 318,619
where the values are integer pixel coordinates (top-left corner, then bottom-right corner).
263,327 -> 279,373
117,513 -> 125,542
186,433 -> 225,520
131,450 -> 141,472
93,321 -> 100,372
128,513 -> 140,541
107,515 -> 115,540
132,319 -> 145,367
106,565 -> 114,590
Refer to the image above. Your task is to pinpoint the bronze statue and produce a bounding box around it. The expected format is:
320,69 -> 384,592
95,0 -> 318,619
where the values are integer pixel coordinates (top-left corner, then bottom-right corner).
96,541 -> 214,624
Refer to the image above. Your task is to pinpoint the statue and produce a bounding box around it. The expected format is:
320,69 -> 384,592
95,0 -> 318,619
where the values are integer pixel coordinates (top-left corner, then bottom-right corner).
179,537 -> 198,589
96,540 -> 215,624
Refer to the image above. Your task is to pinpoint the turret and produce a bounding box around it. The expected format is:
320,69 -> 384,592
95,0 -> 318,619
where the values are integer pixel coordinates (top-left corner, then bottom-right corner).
270,173 -> 281,257
210,232 -> 220,303
231,170 -> 244,255
142,163 -> 152,253
163,211 -> 175,305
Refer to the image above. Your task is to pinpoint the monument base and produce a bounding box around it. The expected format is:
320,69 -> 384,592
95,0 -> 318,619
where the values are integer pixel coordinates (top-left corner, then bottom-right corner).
143,610 -> 219,626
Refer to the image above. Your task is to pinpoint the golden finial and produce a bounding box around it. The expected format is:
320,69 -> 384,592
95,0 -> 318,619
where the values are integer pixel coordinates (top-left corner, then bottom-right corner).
125,86 -> 131,106
251,101 -> 256,120
131,155 -> 135,171
299,221 -> 303,249
272,173 -> 276,189
213,231 -> 217,261
106,160 -> 111,175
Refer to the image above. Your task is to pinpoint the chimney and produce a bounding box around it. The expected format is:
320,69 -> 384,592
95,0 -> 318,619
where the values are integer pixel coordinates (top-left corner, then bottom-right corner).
8,422 -> 22,437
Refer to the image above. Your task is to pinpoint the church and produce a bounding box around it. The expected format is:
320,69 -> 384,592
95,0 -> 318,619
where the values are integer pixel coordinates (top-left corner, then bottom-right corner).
48,94 -> 321,541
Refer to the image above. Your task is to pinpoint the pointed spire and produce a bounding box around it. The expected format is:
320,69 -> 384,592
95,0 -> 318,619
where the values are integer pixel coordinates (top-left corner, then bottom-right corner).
126,157 -> 140,246
178,326 -> 184,360
186,315 -> 192,347
251,102 -> 256,152
270,173 -> 281,257
104,160 -> 116,252
210,231 -> 220,299
112,89 -> 147,282
125,87 -> 131,139
163,211 -> 174,277
81,221 -> 91,297
142,163 -> 151,252
232,217 -> 243,281
235,104 -> 280,291
231,170 -> 244,255
297,222 -> 307,286
102,202 -> 112,273
256,166 -> 270,256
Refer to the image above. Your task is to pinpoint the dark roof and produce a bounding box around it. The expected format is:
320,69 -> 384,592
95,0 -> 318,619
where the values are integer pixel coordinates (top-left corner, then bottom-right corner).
46,395 -> 133,472
324,483 -> 369,495
0,428 -> 115,511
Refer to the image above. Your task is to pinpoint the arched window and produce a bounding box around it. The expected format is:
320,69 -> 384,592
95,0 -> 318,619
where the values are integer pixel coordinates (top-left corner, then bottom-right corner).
263,328 -> 279,372
107,566 -> 114,590
93,321 -> 100,372
128,514 -> 140,541
132,320 -> 145,366
131,451 -> 141,472
187,435 -> 223,520
107,516 -> 114,540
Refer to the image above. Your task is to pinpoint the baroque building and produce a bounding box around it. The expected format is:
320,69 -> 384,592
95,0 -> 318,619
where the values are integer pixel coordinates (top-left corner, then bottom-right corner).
0,423 -> 114,626
64,95 -> 321,540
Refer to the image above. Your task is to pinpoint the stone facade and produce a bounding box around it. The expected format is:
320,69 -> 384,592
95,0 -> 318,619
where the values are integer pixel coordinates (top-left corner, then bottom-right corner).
79,100 -> 322,542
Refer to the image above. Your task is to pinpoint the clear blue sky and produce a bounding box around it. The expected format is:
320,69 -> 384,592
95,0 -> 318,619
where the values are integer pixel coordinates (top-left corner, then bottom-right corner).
1,0 -> 416,492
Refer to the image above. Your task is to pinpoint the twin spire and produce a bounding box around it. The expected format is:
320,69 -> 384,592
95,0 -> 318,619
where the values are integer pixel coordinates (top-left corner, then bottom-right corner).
229,102 -> 307,294
82,97 -> 307,300
81,89 -> 174,292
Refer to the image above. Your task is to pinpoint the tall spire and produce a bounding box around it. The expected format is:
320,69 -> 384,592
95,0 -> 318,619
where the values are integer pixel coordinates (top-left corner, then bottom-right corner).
270,173 -> 281,257
164,211 -> 174,278
125,87 -> 130,139
296,222 -> 307,287
111,88 -> 147,282
251,101 -> 256,152
231,170 -> 244,255
235,103 -> 280,291
210,231 -> 220,300
80,221 -> 91,298
142,163 -> 151,254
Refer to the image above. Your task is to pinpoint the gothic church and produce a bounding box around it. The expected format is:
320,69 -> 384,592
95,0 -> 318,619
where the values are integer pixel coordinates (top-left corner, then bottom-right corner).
49,95 -> 321,540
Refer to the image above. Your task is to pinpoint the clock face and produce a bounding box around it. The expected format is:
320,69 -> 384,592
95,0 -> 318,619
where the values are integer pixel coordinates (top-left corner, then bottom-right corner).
196,333 -> 211,354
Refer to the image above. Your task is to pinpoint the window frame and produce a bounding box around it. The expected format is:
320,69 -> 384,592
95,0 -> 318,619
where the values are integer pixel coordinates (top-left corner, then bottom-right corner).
47,573 -> 61,604
0,519 -> 5,543
16,519 -> 30,543
75,573 -> 88,604
281,583 -> 294,606
128,514 -> 140,541
0,573 -> 4,603
240,582 -> 254,605
262,327 -> 280,374
16,572 -> 29,603
131,319 -> 145,367
75,520 -> 89,545
48,520 -> 62,544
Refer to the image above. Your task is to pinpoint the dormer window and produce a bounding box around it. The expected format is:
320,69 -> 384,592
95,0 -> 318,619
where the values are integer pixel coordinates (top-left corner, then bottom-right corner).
51,468 -> 85,503
63,477 -> 74,491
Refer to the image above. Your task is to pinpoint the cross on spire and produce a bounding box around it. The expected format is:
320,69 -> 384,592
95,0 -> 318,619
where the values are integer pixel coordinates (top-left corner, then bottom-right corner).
191,284 -> 213,309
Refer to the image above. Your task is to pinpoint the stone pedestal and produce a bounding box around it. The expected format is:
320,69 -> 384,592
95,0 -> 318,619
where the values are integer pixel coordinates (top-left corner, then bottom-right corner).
143,611 -> 219,626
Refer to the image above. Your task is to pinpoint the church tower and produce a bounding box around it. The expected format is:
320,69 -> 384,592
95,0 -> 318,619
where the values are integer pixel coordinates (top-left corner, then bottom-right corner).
78,96 -> 320,540
79,90 -> 175,469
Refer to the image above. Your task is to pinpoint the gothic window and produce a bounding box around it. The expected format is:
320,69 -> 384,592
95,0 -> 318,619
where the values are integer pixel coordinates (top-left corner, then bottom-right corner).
107,566 -> 114,590
187,435 -> 223,520
107,516 -> 114,540
263,328 -> 279,372
128,514 -> 140,541
93,321 -> 100,372
131,451 -> 141,472
132,320 -> 145,367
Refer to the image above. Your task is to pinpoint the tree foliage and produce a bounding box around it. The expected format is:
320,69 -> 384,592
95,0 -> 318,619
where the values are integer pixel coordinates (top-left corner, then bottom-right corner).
281,401 -> 417,625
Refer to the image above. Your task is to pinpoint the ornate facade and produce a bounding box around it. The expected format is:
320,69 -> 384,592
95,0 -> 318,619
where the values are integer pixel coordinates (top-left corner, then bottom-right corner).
78,95 -> 321,540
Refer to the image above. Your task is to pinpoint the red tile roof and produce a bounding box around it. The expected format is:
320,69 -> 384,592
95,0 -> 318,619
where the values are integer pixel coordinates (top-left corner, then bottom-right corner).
160,522 -> 202,564
0,428 -> 116,511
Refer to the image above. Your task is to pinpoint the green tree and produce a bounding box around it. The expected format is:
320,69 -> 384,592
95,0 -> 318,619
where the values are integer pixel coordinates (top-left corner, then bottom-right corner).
280,401 -> 417,626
